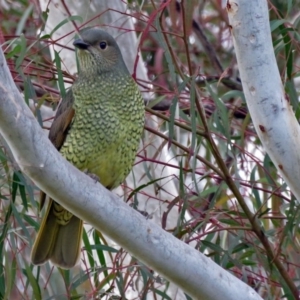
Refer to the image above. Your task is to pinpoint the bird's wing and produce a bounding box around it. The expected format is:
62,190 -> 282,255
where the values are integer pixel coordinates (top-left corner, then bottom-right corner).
49,88 -> 75,150
40,88 -> 75,209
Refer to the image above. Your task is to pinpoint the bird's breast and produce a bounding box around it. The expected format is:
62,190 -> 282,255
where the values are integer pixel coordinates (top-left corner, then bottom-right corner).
59,76 -> 144,189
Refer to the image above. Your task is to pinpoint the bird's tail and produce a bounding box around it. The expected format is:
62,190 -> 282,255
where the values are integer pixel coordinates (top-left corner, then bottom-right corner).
31,199 -> 83,269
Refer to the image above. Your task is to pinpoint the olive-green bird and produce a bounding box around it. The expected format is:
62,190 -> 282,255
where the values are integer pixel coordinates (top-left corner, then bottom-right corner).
30,27 -> 145,269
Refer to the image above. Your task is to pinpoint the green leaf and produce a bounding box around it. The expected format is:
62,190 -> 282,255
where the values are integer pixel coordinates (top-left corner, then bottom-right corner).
3,259 -> 16,299
151,288 -> 172,300
12,172 -> 28,211
23,76 -> 37,106
15,4 -> 34,35
154,17 -> 176,83
70,270 -> 92,290
168,76 -> 190,148
89,244 -> 118,253
270,19 -> 287,32
93,230 -> 108,278
49,16 -> 83,37
82,229 -> 95,269
201,240 -> 224,253
15,35 -> 27,70
54,51 -> 66,98
23,265 -> 41,300
206,83 -> 230,140
11,204 -> 31,239
127,175 -> 169,200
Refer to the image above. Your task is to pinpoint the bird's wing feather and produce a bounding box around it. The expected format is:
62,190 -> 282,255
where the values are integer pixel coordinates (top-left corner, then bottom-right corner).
49,88 -> 75,150
40,88 -> 75,210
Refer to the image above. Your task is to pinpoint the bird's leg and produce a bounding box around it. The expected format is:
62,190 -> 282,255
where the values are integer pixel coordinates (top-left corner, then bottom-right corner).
129,203 -> 152,219
83,169 -> 100,182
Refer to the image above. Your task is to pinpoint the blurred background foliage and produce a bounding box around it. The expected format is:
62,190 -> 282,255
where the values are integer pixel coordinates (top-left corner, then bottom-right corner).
0,0 -> 300,299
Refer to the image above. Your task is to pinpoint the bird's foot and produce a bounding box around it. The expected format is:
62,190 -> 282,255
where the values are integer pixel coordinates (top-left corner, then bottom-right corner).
83,169 -> 100,182
129,204 -> 152,219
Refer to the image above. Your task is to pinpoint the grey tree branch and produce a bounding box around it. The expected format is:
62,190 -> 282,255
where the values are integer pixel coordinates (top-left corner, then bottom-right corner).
228,0 -> 300,202
0,47 -> 261,300
227,1 -> 299,296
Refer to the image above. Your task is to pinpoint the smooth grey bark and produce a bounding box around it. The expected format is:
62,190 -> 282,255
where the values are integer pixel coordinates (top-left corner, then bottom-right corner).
228,0 -> 300,201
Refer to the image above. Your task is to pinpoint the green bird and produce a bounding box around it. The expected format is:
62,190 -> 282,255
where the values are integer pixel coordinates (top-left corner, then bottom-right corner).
31,27 -> 145,269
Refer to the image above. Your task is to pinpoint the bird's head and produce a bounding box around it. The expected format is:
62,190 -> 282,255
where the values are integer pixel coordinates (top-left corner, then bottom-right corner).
73,27 -> 127,74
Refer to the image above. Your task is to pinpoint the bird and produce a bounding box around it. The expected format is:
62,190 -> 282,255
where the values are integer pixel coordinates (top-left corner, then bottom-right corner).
30,27 -> 145,269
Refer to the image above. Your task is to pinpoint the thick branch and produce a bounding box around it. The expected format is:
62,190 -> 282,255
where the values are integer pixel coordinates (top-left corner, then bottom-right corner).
0,48 -> 261,299
228,0 -> 300,201
227,1 -> 299,297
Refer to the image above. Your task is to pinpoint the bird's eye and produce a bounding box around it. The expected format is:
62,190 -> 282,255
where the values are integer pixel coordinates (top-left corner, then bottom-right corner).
99,41 -> 107,49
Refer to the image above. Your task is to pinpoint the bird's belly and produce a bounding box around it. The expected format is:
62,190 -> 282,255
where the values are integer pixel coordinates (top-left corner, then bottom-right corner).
59,124 -> 138,189
87,147 -> 132,189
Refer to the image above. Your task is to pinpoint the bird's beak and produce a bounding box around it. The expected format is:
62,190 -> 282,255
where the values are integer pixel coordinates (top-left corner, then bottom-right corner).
73,39 -> 90,50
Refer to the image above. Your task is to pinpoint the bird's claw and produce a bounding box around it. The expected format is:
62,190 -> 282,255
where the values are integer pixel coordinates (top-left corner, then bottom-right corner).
83,169 -> 100,182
